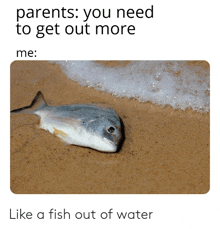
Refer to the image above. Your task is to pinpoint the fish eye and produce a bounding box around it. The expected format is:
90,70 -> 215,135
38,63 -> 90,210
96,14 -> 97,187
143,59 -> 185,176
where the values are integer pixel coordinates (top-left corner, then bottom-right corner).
107,126 -> 116,134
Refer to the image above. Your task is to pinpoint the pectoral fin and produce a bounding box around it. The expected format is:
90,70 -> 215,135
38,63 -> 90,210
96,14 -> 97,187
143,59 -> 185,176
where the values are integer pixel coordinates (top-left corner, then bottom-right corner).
53,127 -> 67,137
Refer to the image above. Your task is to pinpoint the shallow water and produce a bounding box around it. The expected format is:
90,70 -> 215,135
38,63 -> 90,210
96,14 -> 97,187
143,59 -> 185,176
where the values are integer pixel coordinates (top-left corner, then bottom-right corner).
51,61 -> 210,113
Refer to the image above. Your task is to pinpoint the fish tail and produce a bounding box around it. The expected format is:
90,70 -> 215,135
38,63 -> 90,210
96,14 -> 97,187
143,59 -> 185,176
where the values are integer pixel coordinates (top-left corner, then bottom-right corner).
11,91 -> 47,114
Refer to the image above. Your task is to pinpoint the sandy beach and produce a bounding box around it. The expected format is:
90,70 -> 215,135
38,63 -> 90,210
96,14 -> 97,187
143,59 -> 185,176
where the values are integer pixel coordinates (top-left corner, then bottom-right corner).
10,61 -> 210,194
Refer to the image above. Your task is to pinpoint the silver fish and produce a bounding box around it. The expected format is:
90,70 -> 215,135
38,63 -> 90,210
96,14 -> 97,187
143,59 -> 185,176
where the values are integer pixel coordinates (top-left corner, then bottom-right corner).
11,92 -> 123,152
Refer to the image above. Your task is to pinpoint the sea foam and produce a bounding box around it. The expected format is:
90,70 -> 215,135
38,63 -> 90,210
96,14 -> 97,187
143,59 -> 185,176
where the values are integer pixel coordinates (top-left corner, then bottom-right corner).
51,61 -> 210,113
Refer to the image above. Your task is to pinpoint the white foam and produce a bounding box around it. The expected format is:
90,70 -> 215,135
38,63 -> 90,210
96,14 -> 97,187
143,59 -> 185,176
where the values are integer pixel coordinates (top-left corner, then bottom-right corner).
51,61 -> 210,113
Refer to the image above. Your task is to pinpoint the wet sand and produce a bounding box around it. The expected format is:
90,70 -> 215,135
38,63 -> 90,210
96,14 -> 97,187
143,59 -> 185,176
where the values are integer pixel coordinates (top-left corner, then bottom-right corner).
10,61 -> 210,194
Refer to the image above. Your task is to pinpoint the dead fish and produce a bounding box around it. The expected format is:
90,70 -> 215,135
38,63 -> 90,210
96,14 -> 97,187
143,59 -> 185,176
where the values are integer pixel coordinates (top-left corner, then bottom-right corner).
11,92 -> 122,152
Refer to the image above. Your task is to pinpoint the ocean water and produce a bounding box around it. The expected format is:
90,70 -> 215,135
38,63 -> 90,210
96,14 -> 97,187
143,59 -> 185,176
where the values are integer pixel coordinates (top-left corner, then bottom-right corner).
51,61 -> 210,113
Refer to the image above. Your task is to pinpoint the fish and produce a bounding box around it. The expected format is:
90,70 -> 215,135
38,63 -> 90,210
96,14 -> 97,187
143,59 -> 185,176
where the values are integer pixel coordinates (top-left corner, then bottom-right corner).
11,92 -> 123,152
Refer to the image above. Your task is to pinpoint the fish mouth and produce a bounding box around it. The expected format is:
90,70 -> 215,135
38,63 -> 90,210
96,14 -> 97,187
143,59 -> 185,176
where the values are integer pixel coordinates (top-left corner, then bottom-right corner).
98,139 -> 118,153
106,143 -> 117,153
105,135 -> 122,153
101,140 -> 117,152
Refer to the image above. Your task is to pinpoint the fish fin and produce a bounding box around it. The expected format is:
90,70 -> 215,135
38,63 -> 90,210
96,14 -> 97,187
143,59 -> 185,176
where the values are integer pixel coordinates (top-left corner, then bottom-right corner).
53,127 -> 67,138
11,91 -> 47,114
